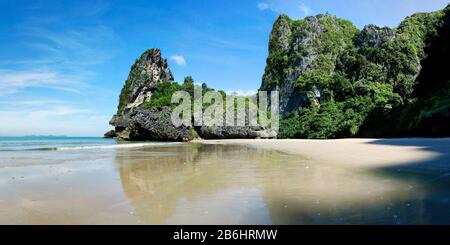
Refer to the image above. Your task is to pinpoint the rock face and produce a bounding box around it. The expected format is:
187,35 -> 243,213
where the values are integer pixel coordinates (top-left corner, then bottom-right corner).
109,49 -> 193,142
111,107 -> 194,142
117,48 -> 174,113
263,5 -> 450,138
357,25 -> 395,48
199,126 -> 259,140
261,14 -> 359,114
260,13 -> 438,115
104,130 -> 116,138
108,48 -> 267,141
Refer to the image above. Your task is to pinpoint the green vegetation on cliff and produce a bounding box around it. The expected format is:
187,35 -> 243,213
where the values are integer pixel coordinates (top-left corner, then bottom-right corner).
267,5 -> 450,139
114,6 -> 450,140
142,76 -> 214,109
117,48 -> 174,113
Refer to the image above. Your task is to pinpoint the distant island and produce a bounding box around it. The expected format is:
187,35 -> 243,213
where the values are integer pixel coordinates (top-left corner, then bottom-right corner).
2,135 -> 69,139
107,4 -> 450,141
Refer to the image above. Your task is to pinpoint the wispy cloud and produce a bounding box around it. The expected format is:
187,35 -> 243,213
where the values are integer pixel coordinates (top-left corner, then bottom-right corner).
0,99 -> 66,106
0,23 -> 120,97
0,16 -> 119,135
0,98 -> 89,119
0,70 -> 83,95
258,3 -> 270,10
299,2 -> 311,16
170,55 -> 186,66
257,0 -> 313,18
0,107 -> 105,136
0,99 -> 106,136
26,106 -> 91,120
18,25 -> 118,66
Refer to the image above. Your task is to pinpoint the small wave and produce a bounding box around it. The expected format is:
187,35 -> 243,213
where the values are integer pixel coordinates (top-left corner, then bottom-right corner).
31,147 -> 59,151
0,147 -> 58,152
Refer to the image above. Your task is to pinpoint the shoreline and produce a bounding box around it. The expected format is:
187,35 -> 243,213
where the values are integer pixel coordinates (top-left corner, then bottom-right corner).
1,137 -> 449,224
195,138 -> 450,170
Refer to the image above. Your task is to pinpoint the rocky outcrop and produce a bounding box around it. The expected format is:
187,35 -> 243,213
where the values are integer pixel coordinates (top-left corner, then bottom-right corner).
261,10 -> 447,115
261,14 -> 359,114
357,25 -> 395,48
109,49 -> 193,142
199,126 -> 259,139
117,48 -> 174,114
104,130 -> 116,138
111,107 -> 194,142
263,5 -> 450,138
108,48 -> 268,141
196,107 -> 272,139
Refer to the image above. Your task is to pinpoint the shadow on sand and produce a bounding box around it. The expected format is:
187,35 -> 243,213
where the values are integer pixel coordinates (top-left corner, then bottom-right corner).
115,139 -> 450,225
367,138 -> 450,182
262,138 -> 450,225
362,138 -> 450,224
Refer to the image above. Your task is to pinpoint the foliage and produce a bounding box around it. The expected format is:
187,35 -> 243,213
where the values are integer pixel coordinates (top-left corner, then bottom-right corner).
117,59 -> 140,113
143,81 -> 183,109
142,76 -> 221,110
271,5 -> 450,139
117,48 -> 163,113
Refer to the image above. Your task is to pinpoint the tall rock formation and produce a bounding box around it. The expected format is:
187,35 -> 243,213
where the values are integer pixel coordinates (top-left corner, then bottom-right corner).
110,49 -> 194,142
117,48 -> 174,113
109,49 -> 264,141
261,10 -> 445,114
262,5 -> 450,138
107,5 -> 450,141
261,14 -> 359,114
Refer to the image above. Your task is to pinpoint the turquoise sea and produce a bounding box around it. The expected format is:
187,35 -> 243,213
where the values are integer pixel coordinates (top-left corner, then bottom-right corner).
0,136 -> 175,168
0,136 -> 116,152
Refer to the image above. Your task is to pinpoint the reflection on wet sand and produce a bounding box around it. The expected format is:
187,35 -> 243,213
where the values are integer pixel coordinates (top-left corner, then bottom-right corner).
117,144 -> 275,224
116,144 -> 431,224
0,141 -> 447,224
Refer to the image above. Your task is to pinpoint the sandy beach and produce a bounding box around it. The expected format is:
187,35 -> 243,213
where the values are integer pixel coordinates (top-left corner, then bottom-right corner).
1,138 -> 449,224
199,138 -> 450,170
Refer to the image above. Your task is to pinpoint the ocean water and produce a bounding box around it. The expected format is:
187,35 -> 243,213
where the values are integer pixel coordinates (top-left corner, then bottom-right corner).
0,136 -> 177,168
0,136 -> 117,151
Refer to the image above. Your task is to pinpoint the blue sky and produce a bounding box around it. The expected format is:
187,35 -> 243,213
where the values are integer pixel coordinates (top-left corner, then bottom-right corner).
0,0 -> 449,136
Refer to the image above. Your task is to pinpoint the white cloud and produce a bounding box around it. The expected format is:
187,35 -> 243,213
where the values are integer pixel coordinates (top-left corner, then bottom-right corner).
0,70 -> 82,96
0,99 -> 65,106
257,0 -> 312,19
299,2 -> 311,16
0,17 -> 119,136
19,25 -> 117,66
0,24 -> 118,97
27,106 -> 90,120
170,55 -> 186,66
258,3 -> 270,10
0,105 -> 105,136
0,85 -> 111,136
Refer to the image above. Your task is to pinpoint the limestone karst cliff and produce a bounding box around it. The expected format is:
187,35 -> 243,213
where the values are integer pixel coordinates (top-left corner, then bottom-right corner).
110,49 -> 194,141
109,49 -> 263,141
262,5 -> 449,138
108,5 -> 450,141
117,48 -> 174,114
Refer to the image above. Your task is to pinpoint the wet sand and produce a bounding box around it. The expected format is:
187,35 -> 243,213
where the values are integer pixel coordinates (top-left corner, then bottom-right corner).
198,138 -> 450,169
1,138 -> 449,224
